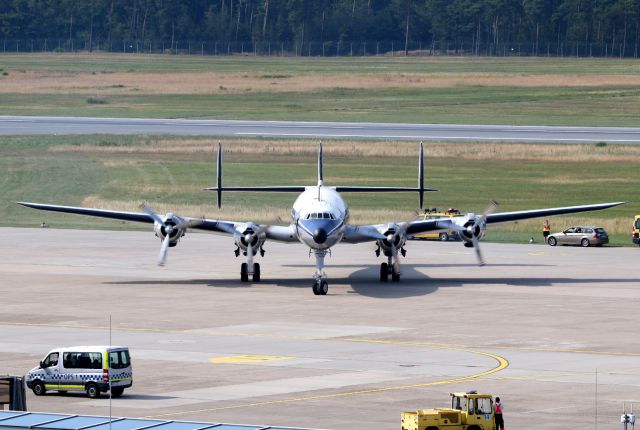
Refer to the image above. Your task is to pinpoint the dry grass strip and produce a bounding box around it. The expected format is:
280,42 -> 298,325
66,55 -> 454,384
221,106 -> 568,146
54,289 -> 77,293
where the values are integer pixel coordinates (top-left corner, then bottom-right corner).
52,139 -> 640,162
4,70 -> 640,95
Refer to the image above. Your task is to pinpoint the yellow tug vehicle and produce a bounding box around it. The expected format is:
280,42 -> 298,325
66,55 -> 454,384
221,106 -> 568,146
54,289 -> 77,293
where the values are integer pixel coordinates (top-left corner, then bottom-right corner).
401,391 -> 495,430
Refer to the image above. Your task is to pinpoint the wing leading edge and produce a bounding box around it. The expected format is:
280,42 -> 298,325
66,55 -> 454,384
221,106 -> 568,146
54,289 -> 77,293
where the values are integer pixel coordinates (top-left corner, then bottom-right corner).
18,201 -> 238,236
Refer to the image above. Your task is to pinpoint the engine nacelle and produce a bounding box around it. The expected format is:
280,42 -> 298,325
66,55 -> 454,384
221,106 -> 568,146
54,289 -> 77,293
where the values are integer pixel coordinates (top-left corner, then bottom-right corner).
453,214 -> 486,245
153,213 -> 187,247
376,224 -> 407,257
234,223 -> 266,255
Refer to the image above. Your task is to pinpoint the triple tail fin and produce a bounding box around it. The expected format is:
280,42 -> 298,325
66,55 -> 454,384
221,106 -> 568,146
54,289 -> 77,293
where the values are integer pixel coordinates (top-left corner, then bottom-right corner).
205,141 -> 436,208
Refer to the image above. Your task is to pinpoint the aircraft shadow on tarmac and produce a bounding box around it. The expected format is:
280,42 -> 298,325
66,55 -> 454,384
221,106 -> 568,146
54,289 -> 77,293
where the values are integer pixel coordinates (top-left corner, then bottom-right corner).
104,263 -> 638,299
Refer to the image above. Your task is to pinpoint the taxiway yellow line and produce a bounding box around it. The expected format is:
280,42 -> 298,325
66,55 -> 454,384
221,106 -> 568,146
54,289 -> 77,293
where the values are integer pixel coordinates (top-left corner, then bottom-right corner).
144,348 -> 509,419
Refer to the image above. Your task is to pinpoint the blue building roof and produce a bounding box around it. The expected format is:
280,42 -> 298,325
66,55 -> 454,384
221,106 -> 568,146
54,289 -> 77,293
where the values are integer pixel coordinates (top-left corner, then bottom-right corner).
0,411 -> 325,430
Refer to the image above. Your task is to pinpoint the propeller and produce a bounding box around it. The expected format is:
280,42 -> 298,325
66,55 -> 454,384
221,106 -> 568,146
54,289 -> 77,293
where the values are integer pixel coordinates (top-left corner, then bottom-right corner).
140,202 -> 203,266
471,200 -> 498,266
447,200 -> 498,266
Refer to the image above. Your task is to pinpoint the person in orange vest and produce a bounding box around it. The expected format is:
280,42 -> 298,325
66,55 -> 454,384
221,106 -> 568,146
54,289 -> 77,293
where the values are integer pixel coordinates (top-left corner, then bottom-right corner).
543,219 -> 551,243
494,396 -> 505,430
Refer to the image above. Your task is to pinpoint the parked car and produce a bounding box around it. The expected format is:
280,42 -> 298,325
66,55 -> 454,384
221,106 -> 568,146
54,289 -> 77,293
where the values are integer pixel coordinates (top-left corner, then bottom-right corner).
412,208 -> 462,241
547,226 -> 609,247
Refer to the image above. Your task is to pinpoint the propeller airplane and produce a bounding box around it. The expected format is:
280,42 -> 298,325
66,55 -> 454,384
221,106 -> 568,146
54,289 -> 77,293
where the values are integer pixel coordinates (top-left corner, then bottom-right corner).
18,143 -> 624,295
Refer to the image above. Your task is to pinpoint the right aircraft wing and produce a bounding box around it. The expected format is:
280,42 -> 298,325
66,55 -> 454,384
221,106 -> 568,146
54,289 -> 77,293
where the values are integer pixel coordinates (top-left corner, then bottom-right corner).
485,201 -> 626,225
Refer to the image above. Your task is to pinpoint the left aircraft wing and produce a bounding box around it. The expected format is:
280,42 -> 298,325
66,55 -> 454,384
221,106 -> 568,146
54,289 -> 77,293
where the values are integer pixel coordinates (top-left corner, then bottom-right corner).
16,201 -> 296,241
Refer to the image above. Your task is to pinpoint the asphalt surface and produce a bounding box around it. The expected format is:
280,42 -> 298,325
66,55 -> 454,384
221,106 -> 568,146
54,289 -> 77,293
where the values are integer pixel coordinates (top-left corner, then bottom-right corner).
1,227 -> 639,429
2,115 -> 640,143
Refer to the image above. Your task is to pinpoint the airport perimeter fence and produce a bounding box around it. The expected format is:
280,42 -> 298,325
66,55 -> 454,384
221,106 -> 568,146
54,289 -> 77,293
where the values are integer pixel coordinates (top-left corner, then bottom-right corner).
1,38 -> 639,58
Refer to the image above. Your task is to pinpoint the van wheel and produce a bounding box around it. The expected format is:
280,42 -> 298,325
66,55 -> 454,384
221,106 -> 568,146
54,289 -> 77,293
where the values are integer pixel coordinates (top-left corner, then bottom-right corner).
86,383 -> 101,399
111,387 -> 124,398
32,380 -> 46,396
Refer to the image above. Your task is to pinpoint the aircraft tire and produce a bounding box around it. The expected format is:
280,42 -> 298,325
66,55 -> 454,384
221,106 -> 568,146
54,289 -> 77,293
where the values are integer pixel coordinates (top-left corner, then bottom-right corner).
240,263 -> 249,282
319,280 -> 328,295
391,265 -> 400,282
380,263 -> 389,282
252,263 -> 261,282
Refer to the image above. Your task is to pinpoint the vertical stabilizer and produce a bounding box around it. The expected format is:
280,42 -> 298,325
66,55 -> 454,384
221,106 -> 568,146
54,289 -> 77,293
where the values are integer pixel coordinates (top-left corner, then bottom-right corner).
317,141 -> 324,186
418,142 -> 425,210
216,141 -> 223,208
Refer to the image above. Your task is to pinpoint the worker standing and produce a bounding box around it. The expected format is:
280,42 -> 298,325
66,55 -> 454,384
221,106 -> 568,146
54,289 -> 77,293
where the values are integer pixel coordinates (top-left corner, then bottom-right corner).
494,396 -> 505,430
543,220 -> 551,243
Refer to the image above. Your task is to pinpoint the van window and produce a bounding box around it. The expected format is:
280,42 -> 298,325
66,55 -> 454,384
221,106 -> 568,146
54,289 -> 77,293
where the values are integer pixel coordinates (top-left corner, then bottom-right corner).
109,350 -> 130,369
43,352 -> 59,367
63,352 -> 102,369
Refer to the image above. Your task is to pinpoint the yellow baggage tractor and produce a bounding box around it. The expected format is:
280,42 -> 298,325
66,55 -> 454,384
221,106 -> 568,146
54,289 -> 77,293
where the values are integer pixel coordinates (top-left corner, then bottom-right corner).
401,391 -> 495,430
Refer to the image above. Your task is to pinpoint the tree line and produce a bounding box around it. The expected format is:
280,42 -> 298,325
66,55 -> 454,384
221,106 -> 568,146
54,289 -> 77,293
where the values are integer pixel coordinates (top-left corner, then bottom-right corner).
1,0 -> 639,57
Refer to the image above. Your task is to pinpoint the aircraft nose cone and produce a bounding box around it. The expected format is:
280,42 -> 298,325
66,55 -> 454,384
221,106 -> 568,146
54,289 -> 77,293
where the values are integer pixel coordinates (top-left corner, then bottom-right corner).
313,228 -> 327,244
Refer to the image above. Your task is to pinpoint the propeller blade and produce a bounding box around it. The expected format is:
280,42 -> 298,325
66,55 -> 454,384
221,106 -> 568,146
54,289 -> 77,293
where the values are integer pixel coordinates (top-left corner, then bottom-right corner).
140,201 -> 166,226
471,234 -> 485,266
158,234 -> 171,266
481,200 -> 499,219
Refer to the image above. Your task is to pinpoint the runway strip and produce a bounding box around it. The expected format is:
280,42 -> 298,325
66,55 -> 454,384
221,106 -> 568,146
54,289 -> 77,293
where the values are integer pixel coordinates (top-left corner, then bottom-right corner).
2,115 -> 640,143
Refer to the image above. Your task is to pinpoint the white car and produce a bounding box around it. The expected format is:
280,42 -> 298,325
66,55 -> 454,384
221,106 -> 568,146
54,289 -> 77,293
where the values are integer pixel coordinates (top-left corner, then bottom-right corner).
26,346 -> 132,398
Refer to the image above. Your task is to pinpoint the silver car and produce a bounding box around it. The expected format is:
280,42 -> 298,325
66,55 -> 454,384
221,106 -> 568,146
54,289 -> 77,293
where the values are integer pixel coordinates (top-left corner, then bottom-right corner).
547,226 -> 609,247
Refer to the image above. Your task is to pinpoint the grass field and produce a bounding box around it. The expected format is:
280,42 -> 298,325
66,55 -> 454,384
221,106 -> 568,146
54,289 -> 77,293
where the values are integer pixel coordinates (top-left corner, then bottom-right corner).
2,135 -> 637,245
1,54 -> 639,125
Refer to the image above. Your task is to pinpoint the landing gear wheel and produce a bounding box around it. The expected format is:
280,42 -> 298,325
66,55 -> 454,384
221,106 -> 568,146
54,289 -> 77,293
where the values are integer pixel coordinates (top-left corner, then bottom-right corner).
86,383 -> 101,399
439,232 -> 450,241
547,237 -> 557,246
581,238 -> 590,247
32,380 -> 46,396
312,280 -> 328,295
391,266 -> 400,282
240,263 -> 248,282
380,262 -> 389,282
111,387 -> 124,398
252,263 -> 261,282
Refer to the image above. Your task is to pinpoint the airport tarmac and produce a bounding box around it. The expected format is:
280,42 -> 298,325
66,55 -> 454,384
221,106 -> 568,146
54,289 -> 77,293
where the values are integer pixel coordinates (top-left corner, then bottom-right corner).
1,227 -> 639,429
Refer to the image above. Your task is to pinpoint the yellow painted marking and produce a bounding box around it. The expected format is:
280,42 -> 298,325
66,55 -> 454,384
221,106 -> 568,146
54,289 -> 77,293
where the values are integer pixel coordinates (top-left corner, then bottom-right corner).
145,347 -> 509,419
210,355 -> 293,364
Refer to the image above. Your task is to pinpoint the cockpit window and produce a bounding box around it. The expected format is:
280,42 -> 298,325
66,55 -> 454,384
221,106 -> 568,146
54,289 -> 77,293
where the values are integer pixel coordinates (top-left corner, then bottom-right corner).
305,212 -> 335,220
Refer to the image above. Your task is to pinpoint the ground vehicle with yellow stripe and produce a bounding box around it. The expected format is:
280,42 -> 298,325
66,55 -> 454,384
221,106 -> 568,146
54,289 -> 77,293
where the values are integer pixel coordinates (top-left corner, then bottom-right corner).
401,391 -> 495,430
411,208 -> 462,241
26,346 -> 132,398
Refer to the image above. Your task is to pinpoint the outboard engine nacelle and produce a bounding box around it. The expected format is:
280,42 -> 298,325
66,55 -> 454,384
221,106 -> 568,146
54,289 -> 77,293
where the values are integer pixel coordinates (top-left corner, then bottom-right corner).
455,214 -> 486,246
153,213 -> 186,247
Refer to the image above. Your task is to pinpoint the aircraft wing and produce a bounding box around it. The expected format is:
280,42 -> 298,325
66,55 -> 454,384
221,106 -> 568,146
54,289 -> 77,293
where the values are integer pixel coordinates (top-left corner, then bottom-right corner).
484,202 -> 625,224
16,202 -> 297,241
343,201 -> 625,242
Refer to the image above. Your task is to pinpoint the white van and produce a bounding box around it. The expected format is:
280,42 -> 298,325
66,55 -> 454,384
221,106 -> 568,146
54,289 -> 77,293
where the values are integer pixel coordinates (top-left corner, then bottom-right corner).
26,346 -> 132,398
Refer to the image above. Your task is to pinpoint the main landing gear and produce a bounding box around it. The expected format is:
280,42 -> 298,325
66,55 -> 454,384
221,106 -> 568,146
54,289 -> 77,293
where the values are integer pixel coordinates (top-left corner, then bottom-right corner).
240,262 -> 260,282
379,262 -> 400,282
376,244 -> 404,282
236,244 -> 264,283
